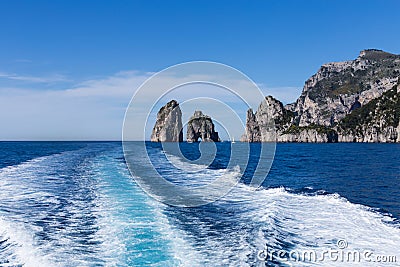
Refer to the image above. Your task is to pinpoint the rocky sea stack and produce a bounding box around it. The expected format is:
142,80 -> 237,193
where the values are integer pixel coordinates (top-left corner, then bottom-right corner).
187,111 -> 220,142
151,101 -> 220,142
151,100 -> 183,142
243,49 -> 400,142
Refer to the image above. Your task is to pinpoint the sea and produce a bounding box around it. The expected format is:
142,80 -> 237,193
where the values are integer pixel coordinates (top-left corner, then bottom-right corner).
0,141 -> 399,266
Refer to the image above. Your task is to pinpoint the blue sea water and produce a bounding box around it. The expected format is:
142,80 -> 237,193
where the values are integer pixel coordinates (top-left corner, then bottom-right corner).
0,141 -> 399,266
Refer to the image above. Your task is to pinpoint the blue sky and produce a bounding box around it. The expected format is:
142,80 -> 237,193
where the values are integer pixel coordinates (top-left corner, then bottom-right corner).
1,0 -> 399,140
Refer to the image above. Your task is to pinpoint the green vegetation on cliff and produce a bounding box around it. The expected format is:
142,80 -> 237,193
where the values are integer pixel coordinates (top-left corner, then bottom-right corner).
338,82 -> 400,133
283,124 -> 336,135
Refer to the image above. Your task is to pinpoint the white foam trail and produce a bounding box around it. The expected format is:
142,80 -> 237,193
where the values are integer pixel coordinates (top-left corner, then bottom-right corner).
0,156 -> 60,266
217,185 -> 400,266
164,153 -> 209,173
134,146 -> 400,266
2,145 -> 399,266
0,217 -> 55,267
146,200 -> 204,267
0,146 -> 206,266
89,151 -> 204,267
0,149 -> 103,266
156,148 -> 241,188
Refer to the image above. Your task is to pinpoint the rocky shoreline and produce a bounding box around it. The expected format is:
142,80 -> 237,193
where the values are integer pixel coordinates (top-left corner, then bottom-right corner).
241,49 -> 400,143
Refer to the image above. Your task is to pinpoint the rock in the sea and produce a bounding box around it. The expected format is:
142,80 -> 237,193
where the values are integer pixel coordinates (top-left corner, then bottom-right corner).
242,96 -> 293,142
187,111 -> 220,142
241,108 -> 261,142
151,100 -> 183,142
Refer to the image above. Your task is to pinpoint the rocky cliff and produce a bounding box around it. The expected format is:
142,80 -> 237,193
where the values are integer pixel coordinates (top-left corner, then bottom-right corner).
336,82 -> 400,142
243,49 -> 400,143
241,96 -> 337,142
241,96 -> 291,142
151,100 -> 183,142
294,49 -> 400,127
187,111 -> 220,142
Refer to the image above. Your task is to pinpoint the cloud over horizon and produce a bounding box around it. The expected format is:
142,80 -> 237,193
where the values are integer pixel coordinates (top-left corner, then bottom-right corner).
0,69 -> 302,140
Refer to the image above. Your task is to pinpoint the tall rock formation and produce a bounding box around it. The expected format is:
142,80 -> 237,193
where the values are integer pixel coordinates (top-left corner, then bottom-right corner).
243,49 -> 400,143
242,108 -> 261,142
187,111 -> 220,142
241,96 -> 290,142
151,100 -> 183,142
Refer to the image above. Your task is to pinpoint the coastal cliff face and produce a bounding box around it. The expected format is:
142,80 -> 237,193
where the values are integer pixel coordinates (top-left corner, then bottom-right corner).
278,128 -> 338,143
294,49 -> 400,127
241,96 -> 337,142
243,49 -> 400,143
151,100 -> 183,142
336,83 -> 400,142
187,111 -> 220,142
397,123 -> 400,140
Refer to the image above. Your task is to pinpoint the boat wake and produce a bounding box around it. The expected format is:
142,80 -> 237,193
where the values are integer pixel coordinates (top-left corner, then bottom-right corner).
0,143 -> 398,266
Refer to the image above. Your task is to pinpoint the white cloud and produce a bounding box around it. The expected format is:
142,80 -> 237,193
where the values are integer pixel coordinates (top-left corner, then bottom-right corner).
64,71 -> 151,97
0,69 -> 302,140
0,71 -> 148,140
0,71 -> 69,83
